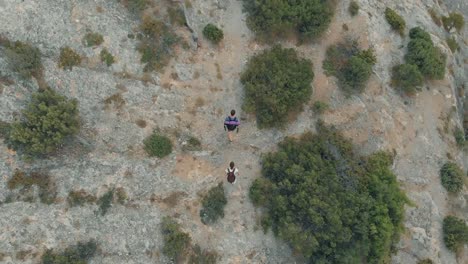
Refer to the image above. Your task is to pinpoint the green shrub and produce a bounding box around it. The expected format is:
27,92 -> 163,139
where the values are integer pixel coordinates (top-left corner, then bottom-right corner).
122,0 -> 150,14
100,48 -> 115,66
144,132 -> 173,158
391,63 -> 424,95
446,37 -> 459,53
349,1 -> 359,16
454,127 -> 465,147
183,136 -> 202,151
8,88 -> 80,157
200,183 -> 227,225
442,12 -> 464,32
189,245 -> 219,264
0,120 -> 11,138
385,8 -> 406,36
42,240 -> 97,264
97,190 -> 114,216
203,24 -> 224,44
440,162 -> 464,193
443,216 -> 468,252
161,216 -> 191,261
249,122 -> 408,263
428,8 -> 442,27
312,101 -> 329,114
4,40 -> 42,79
241,45 -> 314,128
83,32 -> 104,47
242,0 -> 334,41
67,190 -> 96,207
168,6 -> 186,26
323,41 -> 376,94
405,27 -> 446,80
418,259 -> 434,264
115,187 -> 128,204
58,47 -> 82,70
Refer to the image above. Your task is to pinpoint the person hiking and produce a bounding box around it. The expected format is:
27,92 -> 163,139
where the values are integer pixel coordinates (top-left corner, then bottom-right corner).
224,110 -> 239,142
225,161 -> 238,184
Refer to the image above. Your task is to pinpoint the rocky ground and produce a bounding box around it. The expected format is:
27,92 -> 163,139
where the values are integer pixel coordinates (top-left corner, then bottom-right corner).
0,0 -> 466,263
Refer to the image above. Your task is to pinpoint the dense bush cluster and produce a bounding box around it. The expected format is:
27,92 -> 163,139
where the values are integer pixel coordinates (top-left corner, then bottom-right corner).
385,8 -> 406,36
143,132 -> 173,158
442,12 -> 464,32
440,162 -> 464,194
241,45 -> 314,128
59,46 -> 82,70
4,40 -> 42,79
249,122 -> 408,263
242,0 -> 334,41
7,88 -> 80,158
203,24 -> 224,44
391,63 -> 423,94
443,216 -> 468,252
200,183 -> 227,225
323,40 -> 376,94
42,240 -> 97,264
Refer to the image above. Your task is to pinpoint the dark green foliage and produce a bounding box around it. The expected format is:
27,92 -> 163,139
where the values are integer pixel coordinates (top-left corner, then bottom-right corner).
446,37 -> 459,53
418,259 -> 434,264
323,41 -> 376,94
143,132 -> 173,158
312,101 -> 329,114
161,216 -> 191,261
385,8 -> 406,36
442,13 -> 464,32
97,190 -> 114,216
391,63 -> 424,95
59,47 -> 82,70
200,183 -> 227,225
443,216 -> 468,252
137,16 -> 179,72
67,190 -> 96,207
241,45 -> 314,128
249,123 -> 408,263
454,127 -> 465,147
8,88 -> 80,157
82,32 -> 104,47
4,40 -> 42,79
100,48 -> 115,66
405,27 -> 446,80
168,6 -> 186,26
189,245 -> 219,264
42,240 -> 97,264
7,170 -> 57,204
242,0 -> 334,41
349,1 -> 359,16
440,162 -> 464,193
203,24 -> 224,44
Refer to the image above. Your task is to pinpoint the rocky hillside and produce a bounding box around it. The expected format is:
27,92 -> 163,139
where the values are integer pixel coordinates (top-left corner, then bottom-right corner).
0,0 -> 466,263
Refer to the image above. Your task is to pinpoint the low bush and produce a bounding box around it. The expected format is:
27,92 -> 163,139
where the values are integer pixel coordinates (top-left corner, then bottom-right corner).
83,32 -> 104,47
7,88 -> 80,158
121,0 -> 150,14
203,24 -> 224,44
405,27 -> 446,80
249,122 -> 408,263
312,101 -> 329,114
67,190 -> 96,207
446,37 -> 459,53
97,190 -> 114,216
100,48 -> 115,66
183,136 -> 201,151
391,63 -> 424,95
349,1 -> 359,16
0,120 -> 10,138
168,6 -> 186,26
242,0 -> 335,41
200,183 -> 227,225
4,40 -> 42,79
7,170 -> 57,204
161,216 -> 191,261
442,12 -> 464,32
440,162 -> 464,193
323,40 -> 376,94
42,240 -> 97,264
428,8 -> 442,27
144,132 -> 173,158
58,47 -> 82,70
241,45 -> 314,128
454,127 -> 465,147
443,215 -> 468,252
385,8 -> 406,36
418,259 -> 434,264
115,187 -> 128,204
189,245 -> 219,264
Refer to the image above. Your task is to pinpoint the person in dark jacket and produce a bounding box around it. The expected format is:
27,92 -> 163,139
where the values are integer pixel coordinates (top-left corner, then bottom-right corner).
224,109 -> 239,142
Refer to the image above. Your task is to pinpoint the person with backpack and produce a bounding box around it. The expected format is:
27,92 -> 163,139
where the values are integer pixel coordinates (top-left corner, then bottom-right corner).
225,161 -> 238,184
224,109 -> 240,142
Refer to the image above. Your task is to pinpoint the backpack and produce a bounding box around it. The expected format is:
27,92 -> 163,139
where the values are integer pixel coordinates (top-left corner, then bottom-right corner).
225,116 -> 238,131
227,169 -> 236,183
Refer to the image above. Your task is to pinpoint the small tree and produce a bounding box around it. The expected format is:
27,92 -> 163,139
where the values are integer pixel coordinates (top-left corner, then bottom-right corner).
442,12 -> 464,32
349,1 -> 359,16
440,162 -> 464,193
143,132 -> 173,158
391,63 -> 424,95
385,8 -> 406,36
443,216 -> 468,252
161,216 -> 191,261
203,24 -> 224,44
8,88 -> 80,157
199,183 -> 227,224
